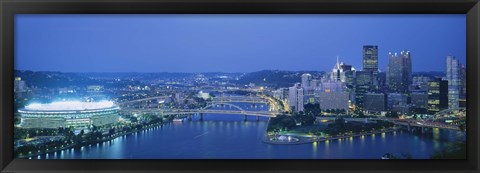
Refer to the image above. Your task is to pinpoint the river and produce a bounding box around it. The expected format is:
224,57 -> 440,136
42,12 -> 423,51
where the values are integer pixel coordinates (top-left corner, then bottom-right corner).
34,103 -> 465,159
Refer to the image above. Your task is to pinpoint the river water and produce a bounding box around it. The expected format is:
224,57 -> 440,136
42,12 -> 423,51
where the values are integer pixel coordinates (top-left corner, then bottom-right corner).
36,103 -> 465,159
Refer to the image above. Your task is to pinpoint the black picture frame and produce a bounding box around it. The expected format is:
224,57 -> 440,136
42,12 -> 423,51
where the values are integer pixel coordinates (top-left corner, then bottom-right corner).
1,0 -> 479,172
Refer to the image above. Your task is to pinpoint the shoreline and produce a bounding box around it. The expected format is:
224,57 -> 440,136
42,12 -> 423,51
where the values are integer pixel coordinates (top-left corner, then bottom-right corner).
17,121 -> 168,159
263,127 -> 399,145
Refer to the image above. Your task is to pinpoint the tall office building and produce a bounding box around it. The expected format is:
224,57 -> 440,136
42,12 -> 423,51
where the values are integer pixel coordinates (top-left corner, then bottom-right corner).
387,51 -> 412,94
301,73 -> 315,104
355,71 -> 373,108
363,45 -> 379,86
428,78 -> 449,113
288,83 -> 304,112
446,56 -> 461,109
331,57 -> 355,84
301,73 -> 313,89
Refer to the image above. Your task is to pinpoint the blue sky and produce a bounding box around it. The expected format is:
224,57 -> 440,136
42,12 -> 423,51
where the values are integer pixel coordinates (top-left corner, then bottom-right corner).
15,14 -> 466,73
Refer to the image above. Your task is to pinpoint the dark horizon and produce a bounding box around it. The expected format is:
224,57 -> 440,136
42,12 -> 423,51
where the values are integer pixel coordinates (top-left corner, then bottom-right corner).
15,14 -> 466,73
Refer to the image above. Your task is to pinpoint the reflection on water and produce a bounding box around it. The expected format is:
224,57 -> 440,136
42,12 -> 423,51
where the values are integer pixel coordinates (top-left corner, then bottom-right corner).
33,103 -> 465,159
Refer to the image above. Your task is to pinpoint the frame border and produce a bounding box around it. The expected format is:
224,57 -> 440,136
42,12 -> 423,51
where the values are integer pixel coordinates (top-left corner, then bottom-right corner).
1,0 -> 479,172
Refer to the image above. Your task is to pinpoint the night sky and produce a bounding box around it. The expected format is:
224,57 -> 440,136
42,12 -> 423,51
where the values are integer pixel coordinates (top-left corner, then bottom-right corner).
15,14 -> 466,73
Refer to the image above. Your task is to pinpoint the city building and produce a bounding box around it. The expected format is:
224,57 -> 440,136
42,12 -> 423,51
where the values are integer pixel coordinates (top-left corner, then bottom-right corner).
288,83 -> 304,112
377,72 -> 387,91
175,92 -> 185,103
355,71 -> 373,108
387,93 -> 408,112
364,93 -> 386,112
331,57 -> 355,88
301,73 -> 315,104
19,101 -> 120,129
272,88 -> 289,101
318,92 -> 349,113
301,73 -> 313,89
411,76 -> 431,93
386,51 -> 412,94
410,92 -> 429,109
446,56 -> 461,109
363,45 -> 379,86
427,78 -> 449,113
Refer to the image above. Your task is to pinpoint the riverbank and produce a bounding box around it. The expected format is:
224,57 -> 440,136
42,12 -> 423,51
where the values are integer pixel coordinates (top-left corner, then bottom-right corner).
263,127 -> 399,145
18,121 -> 168,159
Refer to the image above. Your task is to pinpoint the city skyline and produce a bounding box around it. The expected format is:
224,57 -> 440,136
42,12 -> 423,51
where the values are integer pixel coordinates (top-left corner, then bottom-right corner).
15,14 -> 466,73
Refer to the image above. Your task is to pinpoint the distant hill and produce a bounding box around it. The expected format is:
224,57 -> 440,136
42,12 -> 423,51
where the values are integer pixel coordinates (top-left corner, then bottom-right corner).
233,70 -> 324,88
14,70 -> 140,88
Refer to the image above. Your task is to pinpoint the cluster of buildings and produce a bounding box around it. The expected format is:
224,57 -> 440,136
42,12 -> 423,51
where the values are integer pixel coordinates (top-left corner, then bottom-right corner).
273,45 -> 466,116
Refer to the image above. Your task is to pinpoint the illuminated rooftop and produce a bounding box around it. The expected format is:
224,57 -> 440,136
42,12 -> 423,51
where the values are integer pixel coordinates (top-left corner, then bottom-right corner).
24,101 -> 117,111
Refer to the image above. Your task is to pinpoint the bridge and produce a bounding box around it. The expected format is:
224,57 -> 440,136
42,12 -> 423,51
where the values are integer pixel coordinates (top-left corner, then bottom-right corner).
211,95 -> 267,104
122,102 -> 281,121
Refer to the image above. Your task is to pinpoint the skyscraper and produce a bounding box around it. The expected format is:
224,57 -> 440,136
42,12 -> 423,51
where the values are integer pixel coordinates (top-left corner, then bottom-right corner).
363,45 -> 379,86
301,73 -> 313,89
355,71 -> 373,108
331,57 -> 355,89
386,51 -> 412,94
446,56 -> 461,109
428,78 -> 448,113
288,83 -> 304,112
301,73 -> 315,104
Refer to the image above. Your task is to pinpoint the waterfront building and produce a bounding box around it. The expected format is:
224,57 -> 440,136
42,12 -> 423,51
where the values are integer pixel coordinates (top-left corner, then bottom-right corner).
19,101 -> 120,129
427,78 -> 449,113
355,70 -> 373,108
363,45 -> 379,86
364,93 -> 386,112
446,56 -> 461,109
386,51 -> 412,94
288,83 -> 304,112
272,88 -> 289,101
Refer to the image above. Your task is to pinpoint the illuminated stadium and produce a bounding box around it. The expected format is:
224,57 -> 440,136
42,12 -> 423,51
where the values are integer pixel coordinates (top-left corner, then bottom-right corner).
18,101 -> 120,129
